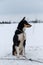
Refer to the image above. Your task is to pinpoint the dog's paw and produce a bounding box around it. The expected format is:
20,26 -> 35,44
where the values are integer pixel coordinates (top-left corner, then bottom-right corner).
22,55 -> 25,57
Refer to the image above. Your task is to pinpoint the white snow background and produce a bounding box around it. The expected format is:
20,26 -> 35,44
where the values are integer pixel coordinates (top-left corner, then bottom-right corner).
0,17 -> 43,65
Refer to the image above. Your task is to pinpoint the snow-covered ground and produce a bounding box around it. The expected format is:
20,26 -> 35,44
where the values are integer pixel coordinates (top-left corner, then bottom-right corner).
0,23 -> 43,65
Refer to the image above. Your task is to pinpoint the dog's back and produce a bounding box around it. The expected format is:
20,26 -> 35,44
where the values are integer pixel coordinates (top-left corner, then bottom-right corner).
12,29 -> 23,55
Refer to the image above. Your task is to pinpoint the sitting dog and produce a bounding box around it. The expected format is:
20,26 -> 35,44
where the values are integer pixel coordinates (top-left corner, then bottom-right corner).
12,17 -> 32,57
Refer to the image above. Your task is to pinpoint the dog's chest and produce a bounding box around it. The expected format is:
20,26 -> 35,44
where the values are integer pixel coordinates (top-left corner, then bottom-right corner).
18,33 -> 26,48
18,33 -> 26,41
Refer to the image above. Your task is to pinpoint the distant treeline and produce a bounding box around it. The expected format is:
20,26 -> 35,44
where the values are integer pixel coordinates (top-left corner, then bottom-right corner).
0,21 -> 18,24
0,20 -> 43,24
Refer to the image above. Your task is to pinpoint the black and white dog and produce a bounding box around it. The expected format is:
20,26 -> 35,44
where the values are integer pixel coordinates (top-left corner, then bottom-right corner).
12,17 -> 32,57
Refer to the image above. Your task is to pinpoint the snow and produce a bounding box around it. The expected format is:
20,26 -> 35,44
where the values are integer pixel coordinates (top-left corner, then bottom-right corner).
0,23 -> 43,65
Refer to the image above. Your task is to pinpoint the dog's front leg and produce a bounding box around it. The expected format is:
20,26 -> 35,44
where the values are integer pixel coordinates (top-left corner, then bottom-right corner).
23,40 -> 26,57
22,47 -> 25,57
16,47 -> 20,58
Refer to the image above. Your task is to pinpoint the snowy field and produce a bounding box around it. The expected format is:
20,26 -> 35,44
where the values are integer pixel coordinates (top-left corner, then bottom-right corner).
0,23 -> 43,65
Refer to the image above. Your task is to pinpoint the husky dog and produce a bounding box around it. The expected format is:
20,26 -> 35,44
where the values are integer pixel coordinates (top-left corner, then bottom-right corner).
12,17 -> 32,57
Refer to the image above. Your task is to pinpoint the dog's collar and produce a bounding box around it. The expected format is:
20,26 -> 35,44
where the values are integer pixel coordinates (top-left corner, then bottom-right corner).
17,29 -> 23,33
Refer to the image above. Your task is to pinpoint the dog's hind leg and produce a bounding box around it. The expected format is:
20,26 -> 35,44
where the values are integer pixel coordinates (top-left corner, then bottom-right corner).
12,50 -> 17,56
12,45 -> 17,55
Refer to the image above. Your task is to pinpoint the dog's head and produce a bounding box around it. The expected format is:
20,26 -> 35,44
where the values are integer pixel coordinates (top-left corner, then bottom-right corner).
22,17 -> 32,28
17,17 -> 32,31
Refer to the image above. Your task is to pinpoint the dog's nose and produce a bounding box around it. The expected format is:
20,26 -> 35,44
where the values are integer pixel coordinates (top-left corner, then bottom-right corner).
30,25 -> 32,27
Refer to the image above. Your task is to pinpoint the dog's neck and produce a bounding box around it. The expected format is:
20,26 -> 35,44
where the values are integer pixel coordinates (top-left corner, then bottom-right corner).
17,28 -> 25,33
17,29 -> 23,32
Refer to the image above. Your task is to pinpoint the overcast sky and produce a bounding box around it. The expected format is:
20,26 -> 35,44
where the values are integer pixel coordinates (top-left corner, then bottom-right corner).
0,0 -> 43,15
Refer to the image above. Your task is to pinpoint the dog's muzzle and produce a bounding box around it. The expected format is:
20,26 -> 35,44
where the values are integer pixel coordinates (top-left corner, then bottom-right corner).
24,24 -> 32,28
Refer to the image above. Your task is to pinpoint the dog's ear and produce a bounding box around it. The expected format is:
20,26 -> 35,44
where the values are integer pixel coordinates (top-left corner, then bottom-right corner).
20,17 -> 26,22
22,17 -> 25,20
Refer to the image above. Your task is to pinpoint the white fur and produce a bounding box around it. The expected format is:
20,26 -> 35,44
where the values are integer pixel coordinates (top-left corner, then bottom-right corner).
18,32 -> 26,49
